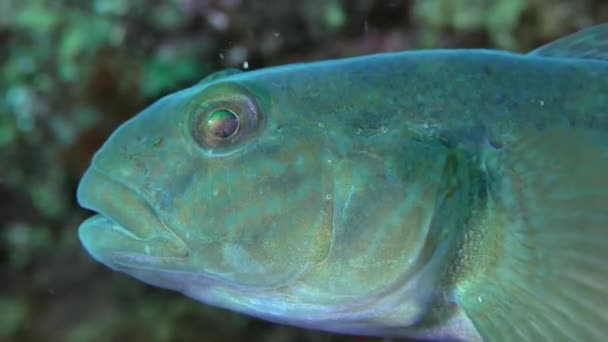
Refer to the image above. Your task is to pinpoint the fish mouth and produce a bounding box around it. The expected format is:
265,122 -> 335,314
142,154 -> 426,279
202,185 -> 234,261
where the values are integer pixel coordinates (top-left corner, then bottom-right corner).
77,166 -> 189,270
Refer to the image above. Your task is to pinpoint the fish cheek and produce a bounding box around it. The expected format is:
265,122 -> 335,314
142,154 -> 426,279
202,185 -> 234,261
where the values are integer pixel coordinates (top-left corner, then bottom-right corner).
167,137 -> 334,286
225,155 -> 333,285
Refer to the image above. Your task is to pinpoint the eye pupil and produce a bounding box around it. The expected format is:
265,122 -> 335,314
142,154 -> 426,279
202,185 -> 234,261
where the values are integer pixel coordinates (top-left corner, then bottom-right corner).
206,109 -> 239,138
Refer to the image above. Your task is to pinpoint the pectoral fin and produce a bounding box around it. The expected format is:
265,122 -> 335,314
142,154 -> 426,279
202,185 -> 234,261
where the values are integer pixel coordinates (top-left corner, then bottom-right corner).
456,129 -> 608,340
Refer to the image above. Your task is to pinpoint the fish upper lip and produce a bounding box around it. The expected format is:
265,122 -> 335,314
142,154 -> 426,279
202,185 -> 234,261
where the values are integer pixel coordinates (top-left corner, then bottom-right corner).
77,165 -> 158,239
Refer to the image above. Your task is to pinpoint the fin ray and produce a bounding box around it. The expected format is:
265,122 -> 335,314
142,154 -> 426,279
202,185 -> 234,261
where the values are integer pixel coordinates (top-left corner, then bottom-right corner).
530,23 -> 608,61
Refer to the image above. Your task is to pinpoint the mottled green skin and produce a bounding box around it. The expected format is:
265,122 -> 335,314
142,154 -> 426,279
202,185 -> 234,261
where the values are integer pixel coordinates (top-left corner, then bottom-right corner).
77,49 -> 608,339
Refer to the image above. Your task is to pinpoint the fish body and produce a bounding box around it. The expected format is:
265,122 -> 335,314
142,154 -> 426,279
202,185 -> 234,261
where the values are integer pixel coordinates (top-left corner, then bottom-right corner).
77,25 -> 608,340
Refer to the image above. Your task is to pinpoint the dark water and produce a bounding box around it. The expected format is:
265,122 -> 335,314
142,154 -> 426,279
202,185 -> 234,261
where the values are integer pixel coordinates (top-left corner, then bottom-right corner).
2,1 -> 607,341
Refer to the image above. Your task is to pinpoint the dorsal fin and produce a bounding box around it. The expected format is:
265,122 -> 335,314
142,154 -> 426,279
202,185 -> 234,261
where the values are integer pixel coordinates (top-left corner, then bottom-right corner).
197,68 -> 243,85
529,23 -> 608,62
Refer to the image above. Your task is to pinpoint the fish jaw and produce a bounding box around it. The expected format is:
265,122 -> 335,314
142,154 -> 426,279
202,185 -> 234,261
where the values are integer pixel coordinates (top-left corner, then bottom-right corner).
77,166 -> 190,273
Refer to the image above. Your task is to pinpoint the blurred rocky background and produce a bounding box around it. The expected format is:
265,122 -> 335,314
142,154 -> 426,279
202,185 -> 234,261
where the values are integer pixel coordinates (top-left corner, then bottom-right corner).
1,0 -> 607,341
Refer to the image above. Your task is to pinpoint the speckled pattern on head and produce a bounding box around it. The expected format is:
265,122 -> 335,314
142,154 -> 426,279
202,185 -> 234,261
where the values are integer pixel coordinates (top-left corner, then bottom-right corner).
77,24 -> 608,341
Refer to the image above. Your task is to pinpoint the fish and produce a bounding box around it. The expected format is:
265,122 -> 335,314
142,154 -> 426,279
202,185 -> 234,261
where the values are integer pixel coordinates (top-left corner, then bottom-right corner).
77,24 -> 608,341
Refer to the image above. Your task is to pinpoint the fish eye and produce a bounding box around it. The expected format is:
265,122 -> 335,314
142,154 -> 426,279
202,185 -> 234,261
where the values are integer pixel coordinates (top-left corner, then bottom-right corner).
205,109 -> 239,139
190,83 -> 261,152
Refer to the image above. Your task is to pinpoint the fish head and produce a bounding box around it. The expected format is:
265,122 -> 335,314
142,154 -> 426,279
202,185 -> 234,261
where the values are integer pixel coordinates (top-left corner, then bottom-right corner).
77,61 -> 448,333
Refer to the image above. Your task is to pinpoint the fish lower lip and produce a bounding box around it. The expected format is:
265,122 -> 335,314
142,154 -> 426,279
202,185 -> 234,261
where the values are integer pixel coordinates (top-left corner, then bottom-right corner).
78,215 -> 188,268
81,214 -> 142,240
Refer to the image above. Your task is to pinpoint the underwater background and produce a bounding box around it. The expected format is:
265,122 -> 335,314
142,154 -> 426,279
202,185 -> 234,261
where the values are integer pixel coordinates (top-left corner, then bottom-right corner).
2,1 -> 608,341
